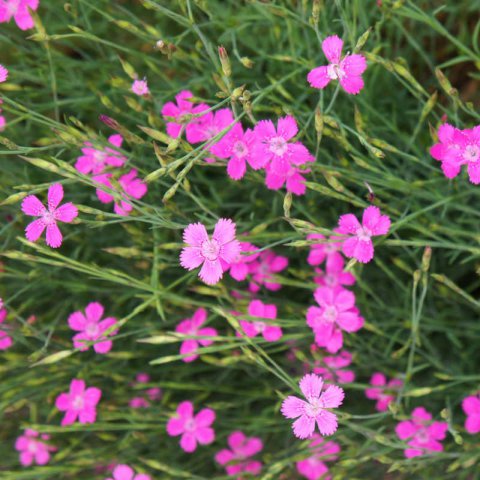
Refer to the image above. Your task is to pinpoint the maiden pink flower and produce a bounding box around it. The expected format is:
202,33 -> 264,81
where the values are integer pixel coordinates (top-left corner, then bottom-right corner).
265,162 -> 312,196
296,434 -> 340,480
336,206 -> 390,263
224,241 -> 260,282
313,255 -> 355,289
0,307 -> 13,350
55,379 -> 102,426
248,250 -> 289,292
307,35 -> 367,95
131,79 -> 149,96
0,64 -> 8,82
129,397 -> 149,409
75,134 -> 126,175
0,0 -> 39,30
106,464 -> 151,480
365,372 -> 403,412
238,299 -> 283,342
175,307 -> 217,362
166,401 -> 215,453
395,407 -> 448,458
281,373 -> 344,439
215,430 -> 263,478
179,218 -> 241,285
312,350 -> 355,384
15,429 -> 56,466
429,123 -> 465,179
21,183 -> 78,248
68,302 -> 118,354
459,126 -> 480,184
462,394 -> 480,434
306,234 -> 343,268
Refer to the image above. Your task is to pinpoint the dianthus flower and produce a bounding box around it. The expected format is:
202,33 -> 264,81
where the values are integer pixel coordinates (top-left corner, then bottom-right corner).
307,35 -> 367,94
312,350 -> 355,384
21,183 -> 78,248
248,250 -> 289,292
462,393 -> 480,434
296,435 -> 340,480
0,307 -> 13,350
224,241 -> 260,282
313,255 -> 355,289
365,372 -> 403,412
15,429 -> 56,466
105,464 -> 151,480
0,64 -> 8,82
238,299 -> 282,342
180,218 -> 241,285
0,0 -> 39,30
265,162 -> 312,195
75,134 -> 126,175
131,79 -> 149,96
281,373 -> 344,438
306,234 -> 343,268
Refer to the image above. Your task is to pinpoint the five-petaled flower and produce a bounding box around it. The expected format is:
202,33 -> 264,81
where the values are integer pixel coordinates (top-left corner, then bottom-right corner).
365,372 -> 403,412
0,0 -> 39,30
238,299 -> 283,342
131,79 -> 149,96
15,429 -> 56,467
296,434 -> 340,480
462,393 -> 480,434
75,134 -> 126,175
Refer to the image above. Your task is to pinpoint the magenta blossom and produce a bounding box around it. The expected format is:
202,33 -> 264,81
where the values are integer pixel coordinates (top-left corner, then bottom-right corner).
429,123 -> 465,179
179,218 -> 241,285
265,162 -> 312,196
296,434 -> 340,480
336,206 -> 390,263
307,234 -> 343,268
0,0 -> 39,30
459,126 -> 480,184
68,302 -> 118,354
22,183 -> 78,248
307,35 -> 367,95
0,307 -> 13,350
365,372 -> 403,412
0,64 -> 8,82
166,401 -> 215,453
15,429 -> 56,467
312,350 -> 355,384
55,379 -> 102,426
395,407 -> 448,458
75,134 -> 126,175
248,250 -> 289,292
224,241 -> 260,282
238,299 -> 282,342
281,373 -> 344,439
462,394 -> 480,434
106,464 -> 151,480
307,287 -> 363,353
313,254 -> 355,289
175,307 -> 217,362
215,430 -> 263,478
131,79 -> 149,96
129,374 -> 162,408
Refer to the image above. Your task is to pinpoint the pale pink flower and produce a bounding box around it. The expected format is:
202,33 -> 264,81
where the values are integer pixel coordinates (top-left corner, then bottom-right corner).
281,373 -> 344,439
215,430 -> 263,478
166,401 -> 215,453
248,250 -> 289,292
0,0 -> 39,30
55,379 -> 102,426
307,35 -> 367,95
238,299 -> 282,342
105,464 -> 151,480
21,183 -> 78,248
15,429 -> 56,467
365,372 -> 403,412
265,162 -> 312,195
131,79 -> 149,96
179,218 -> 241,285
75,134 -> 126,175
0,64 -> 8,82
175,307 -> 217,362
307,234 -> 343,268
429,123 -> 465,179
313,254 -> 355,289
0,307 -> 13,350
336,206 -> 390,263
68,302 -> 118,354
224,241 -> 260,282
94,169 -> 147,216
296,434 -> 340,480
395,407 -> 448,458
462,393 -> 480,434
312,350 -> 355,384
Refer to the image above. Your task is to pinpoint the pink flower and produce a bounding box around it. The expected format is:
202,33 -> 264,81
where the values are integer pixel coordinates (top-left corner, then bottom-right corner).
429,123 -> 465,179
313,254 -> 355,289
131,79 -> 149,96
21,183 -> 78,248
307,287 -> 363,353
238,299 -> 283,342
251,115 -> 314,175
265,162 -> 312,195
75,134 -> 126,175
296,434 -> 340,480
0,64 -> 8,82
136,373 -> 150,384
105,464 -> 151,480
365,372 -> 403,412
336,206 -> 390,263
395,407 -> 448,458
462,394 -> 480,434
185,108 -> 234,146
166,401 -> 215,453
94,169 -> 147,216
307,234 -> 343,268
307,35 -> 367,95
179,218 -> 241,285
0,307 -> 13,350
147,387 -> 162,401
224,241 -> 260,282
68,302 -> 118,354
248,250 -> 289,292
312,350 -> 355,384
161,90 -> 210,139
459,126 -> 480,184
215,430 -> 263,478
55,379 -> 102,426
0,0 -> 39,30
129,397 -> 150,409
15,429 -> 56,466
281,373 -> 344,439
175,307 -> 217,362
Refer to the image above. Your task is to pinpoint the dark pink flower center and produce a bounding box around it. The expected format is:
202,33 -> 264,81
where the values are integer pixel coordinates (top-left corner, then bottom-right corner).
269,136 -> 288,156
233,140 -> 248,158
42,211 -> 56,226
416,428 -> 429,443
464,144 -> 480,163
184,418 -> 196,432
324,274 -> 336,287
201,239 -> 220,261
327,63 -> 345,80
27,441 -> 38,453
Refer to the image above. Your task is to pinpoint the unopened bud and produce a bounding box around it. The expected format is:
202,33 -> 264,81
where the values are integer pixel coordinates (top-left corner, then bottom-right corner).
218,45 -> 231,77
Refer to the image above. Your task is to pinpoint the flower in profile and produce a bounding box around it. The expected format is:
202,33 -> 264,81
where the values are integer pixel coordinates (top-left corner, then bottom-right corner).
15,429 -> 56,466
215,431 -> 263,477
68,302 -> 118,354
312,350 -> 355,384
180,218 -> 241,285
306,234 -> 343,268
336,206 -> 390,263
462,393 -> 480,434
0,307 -> 13,350
131,78 -> 149,96
313,255 -> 355,290
395,407 -> 448,458
0,0 -> 39,30
296,434 -> 340,480
238,299 -> 283,342
75,134 -> 126,175
166,401 -> 215,453
175,308 -> 217,362
105,464 -> 151,480
224,241 -> 260,282
55,379 -> 102,426
21,183 -> 78,248
0,64 -> 8,82
248,250 -> 289,292
365,372 -> 403,412
281,373 -> 344,439
307,35 -> 367,95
